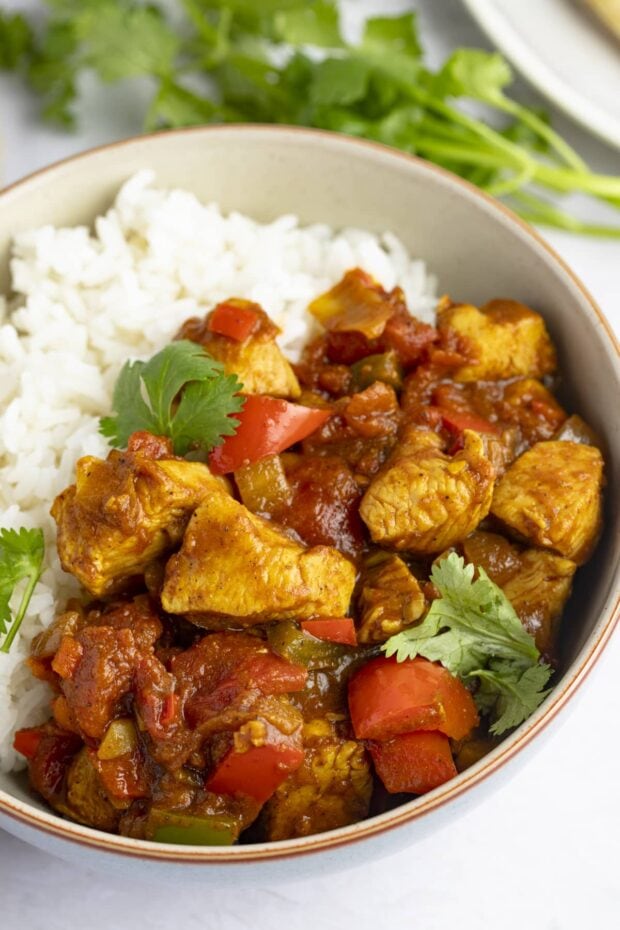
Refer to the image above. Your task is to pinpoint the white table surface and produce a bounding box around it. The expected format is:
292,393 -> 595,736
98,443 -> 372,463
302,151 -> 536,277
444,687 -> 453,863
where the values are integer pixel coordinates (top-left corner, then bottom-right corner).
1,1 -> 619,927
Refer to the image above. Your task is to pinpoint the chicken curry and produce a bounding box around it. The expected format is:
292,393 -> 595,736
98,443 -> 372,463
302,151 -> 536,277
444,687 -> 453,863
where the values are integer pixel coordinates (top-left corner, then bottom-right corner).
14,269 -> 604,845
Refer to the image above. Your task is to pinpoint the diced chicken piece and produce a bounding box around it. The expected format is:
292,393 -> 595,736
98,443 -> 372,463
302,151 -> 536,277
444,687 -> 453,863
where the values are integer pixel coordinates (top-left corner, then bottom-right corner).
437,299 -> 557,382
461,531 -> 576,656
357,551 -> 426,643
178,301 -> 301,399
65,748 -> 121,832
261,718 -> 372,840
161,494 -> 356,626
359,428 -> 495,554
491,441 -> 603,564
51,433 -> 226,596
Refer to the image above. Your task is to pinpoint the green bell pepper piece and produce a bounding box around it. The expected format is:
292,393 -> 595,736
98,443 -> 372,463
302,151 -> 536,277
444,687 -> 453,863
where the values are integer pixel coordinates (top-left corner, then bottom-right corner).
350,351 -> 403,392
148,809 -> 236,846
268,620 -> 352,670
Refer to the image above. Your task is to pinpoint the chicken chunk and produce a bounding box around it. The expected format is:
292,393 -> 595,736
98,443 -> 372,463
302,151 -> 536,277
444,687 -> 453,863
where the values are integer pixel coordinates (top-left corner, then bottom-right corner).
260,718 -> 372,840
161,494 -> 356,625
64,748 -> 121,832
359,428 -> 495,554
357,551 -> 426,644
461,531 -> 576,656
51,432 -> 226,596
437,299 -> 556,382
178,300 -> 301,399
491,441 -> 603,563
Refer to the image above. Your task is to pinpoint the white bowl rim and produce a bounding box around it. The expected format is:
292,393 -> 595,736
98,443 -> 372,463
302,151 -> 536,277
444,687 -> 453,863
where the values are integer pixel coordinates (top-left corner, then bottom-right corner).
0,123 -> 618,865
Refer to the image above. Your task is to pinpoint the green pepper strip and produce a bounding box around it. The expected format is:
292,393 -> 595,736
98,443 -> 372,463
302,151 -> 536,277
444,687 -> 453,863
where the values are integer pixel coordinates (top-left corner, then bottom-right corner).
149,810 -> 235,846
350,351 -> 403,393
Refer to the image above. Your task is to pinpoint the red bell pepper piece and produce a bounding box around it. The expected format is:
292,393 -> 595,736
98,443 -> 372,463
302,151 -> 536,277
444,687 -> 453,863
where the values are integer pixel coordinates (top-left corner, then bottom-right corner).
13,727 -> 44,760
206,741 -> 305,804
300,618 -> 357,646
370,731 -> 457,794
348,656 -> 478,741
209,396 -> 331,474
438,407 -> 499,436
207,300 -> 261,342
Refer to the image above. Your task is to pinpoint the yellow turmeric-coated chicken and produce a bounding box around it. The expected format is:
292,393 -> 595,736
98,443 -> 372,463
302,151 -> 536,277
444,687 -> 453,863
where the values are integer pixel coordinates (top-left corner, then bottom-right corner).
437,299 -> 557,382
491,440 -> 603,564
357,551 -> 426,644
161,493 -> 356,625
359,428 -> 495,554
51,433 -> 225,596
179,300 -> 301,399
261,718 -> 372,841
461,531 -> 576,657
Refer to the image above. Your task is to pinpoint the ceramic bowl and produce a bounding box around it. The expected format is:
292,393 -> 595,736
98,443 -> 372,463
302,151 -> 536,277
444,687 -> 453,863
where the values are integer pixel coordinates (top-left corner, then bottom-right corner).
0,126 -> 618,882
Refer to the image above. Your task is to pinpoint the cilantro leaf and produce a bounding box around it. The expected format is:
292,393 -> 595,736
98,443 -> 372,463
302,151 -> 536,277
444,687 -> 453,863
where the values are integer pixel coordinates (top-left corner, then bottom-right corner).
473,661 -> 552,736
431,49 -> 512,105
275,1 -> 343,49
0,11 -> 34,70
145,81 -> 222,132
99,340 -> 245,455
80,3 -> 180,82
359,12 -> 422,85
383,553 -> 552,733
5,1 -> 620,235
27,18 -> 80,128
310,58 -> 370,107
172,373 -> 245,454
0,528 -> 45,654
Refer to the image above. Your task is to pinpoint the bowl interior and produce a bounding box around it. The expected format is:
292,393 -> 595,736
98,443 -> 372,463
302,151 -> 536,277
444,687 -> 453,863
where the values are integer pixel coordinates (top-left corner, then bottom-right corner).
1,126 -> 618,858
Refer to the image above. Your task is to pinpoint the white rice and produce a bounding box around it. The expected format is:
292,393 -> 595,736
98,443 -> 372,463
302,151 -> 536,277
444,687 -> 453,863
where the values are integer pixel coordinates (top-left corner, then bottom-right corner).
0,170 -> 437,772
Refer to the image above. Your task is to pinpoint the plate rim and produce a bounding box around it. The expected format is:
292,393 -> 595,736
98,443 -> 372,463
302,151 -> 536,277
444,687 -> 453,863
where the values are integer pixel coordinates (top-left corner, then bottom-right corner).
462,0 -> 620,150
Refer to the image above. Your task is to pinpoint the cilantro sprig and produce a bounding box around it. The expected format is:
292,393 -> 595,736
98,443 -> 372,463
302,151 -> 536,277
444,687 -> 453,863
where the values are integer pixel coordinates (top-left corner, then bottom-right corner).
99,340 -> 245,454
383,553 -> 552,735
0,528 -> 45,654
2,1 -> 620,236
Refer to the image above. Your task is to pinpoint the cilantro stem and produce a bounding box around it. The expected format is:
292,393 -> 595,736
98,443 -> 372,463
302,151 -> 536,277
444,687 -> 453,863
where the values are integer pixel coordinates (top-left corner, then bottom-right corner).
413,137 -> 534,196
494,96 -> 587,172
534,164 -> 620,198
508,190 -> 620,237
0,568 -> 41,654
405,85 -> 535,178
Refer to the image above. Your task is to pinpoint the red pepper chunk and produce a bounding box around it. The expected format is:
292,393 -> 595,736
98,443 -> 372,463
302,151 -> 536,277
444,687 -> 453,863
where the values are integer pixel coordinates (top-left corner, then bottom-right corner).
206,742 -> 305,804
209,396 -> 331,475
300,618 -> 357,646
370,732 -> 457,794
438,407 -> 499,436
207,300 -> 261,342
13,727 -> 44,760
348,656 -> 478,741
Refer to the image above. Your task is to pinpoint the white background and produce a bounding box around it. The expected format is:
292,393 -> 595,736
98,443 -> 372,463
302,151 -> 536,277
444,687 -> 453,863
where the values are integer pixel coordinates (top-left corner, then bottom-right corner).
1,1 -> 619,927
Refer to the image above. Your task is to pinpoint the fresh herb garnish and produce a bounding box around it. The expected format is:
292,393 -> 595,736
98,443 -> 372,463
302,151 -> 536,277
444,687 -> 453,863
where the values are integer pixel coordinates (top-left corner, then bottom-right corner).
383,553 -> 552,735
3,1 -> 620,236
99,340 -> 245,455
0,528 -> 45,654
